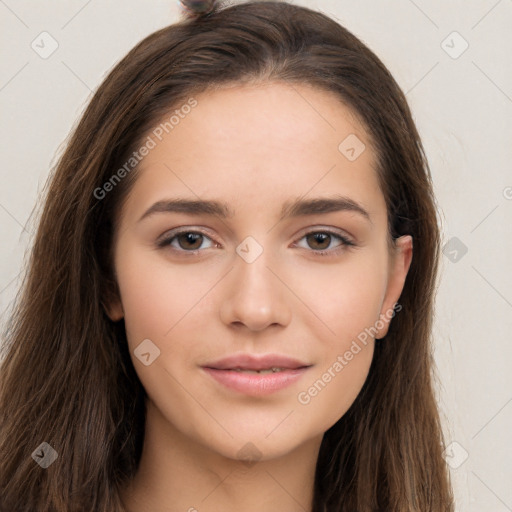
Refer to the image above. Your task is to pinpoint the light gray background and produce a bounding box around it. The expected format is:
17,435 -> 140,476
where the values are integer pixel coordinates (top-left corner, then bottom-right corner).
1,1 -> 511,510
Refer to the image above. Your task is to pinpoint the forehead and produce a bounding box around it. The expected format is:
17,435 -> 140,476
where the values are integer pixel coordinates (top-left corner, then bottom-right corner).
120,81 -> 385,225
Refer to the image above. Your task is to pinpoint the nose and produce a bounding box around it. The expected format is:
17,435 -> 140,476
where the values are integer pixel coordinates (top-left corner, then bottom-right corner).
219,245 -> 292,332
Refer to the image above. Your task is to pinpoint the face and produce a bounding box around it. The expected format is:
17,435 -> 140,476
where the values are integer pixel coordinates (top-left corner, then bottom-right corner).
106,81 -> 412,462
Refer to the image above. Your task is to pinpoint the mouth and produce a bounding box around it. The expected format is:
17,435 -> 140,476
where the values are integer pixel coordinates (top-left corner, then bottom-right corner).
200,353 -> 312,395
217,366 -> 307,374
201,367 -> 312,396
202,352 -> 310,372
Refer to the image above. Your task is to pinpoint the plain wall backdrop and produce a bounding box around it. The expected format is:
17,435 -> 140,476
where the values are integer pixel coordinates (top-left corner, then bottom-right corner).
1,1 -> 511,510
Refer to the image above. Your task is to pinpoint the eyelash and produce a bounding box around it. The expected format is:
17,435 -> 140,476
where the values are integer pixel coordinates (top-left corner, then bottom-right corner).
156,227 -> 356,257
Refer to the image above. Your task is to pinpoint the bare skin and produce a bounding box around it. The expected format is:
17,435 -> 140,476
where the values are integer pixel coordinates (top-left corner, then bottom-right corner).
108,81 -> 413,512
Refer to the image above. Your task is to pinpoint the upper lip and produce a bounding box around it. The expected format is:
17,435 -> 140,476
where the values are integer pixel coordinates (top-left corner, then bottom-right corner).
202,353 -> 311,371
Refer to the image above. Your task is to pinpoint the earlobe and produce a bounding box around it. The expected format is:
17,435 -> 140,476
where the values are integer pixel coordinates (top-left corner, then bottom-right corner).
101,283 -> 124,322
103,299 -> 124,322
375,235 -> 413,339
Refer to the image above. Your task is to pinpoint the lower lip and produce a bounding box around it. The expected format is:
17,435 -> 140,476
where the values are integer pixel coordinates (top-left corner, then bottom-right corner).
201,367 -> 310,396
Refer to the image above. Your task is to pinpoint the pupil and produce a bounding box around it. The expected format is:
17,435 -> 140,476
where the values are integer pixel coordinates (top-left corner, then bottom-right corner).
309,233 -> 330,250
179,233 -> 202,250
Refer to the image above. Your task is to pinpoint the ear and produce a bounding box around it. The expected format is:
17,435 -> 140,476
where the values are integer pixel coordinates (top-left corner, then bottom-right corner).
101,280 -> 124,322
375,235 -> 413,339
103,297 -> 124,322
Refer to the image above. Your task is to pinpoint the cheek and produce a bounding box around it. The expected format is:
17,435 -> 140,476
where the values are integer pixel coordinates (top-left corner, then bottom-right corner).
288,253 -> 385,429
295,341 -> 374,436
287,249 -> 388,341
114,248 -> 210,347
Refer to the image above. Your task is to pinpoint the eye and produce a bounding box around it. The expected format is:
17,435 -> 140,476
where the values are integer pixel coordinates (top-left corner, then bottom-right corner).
156,227 -> 356,256
157,229 -> 216,252
294,229 -> 356,256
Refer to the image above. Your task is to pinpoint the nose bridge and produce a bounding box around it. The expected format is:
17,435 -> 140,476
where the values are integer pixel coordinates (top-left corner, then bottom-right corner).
219,235 -> 292,331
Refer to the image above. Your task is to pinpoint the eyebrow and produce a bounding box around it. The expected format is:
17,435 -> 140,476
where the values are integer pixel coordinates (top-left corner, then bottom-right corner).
138,194 -> 372,224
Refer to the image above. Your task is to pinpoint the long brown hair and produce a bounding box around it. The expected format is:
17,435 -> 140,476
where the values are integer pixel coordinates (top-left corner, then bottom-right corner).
0,1 -> 454,510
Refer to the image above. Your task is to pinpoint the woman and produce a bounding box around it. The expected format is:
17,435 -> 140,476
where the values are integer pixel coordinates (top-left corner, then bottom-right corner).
0,1 -> 454,510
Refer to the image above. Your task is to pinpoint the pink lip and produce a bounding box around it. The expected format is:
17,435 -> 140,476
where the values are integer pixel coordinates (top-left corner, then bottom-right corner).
202,352 -> 310,371
200,352 -> 312,396
201,367 -> 310,396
